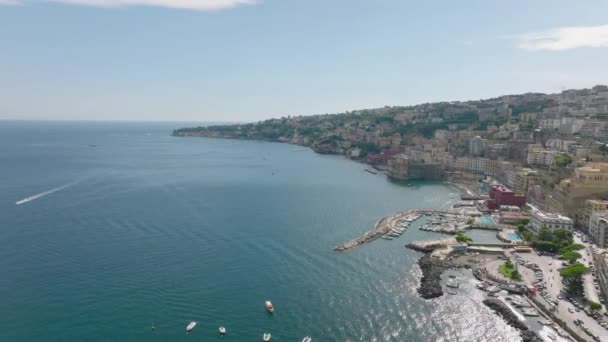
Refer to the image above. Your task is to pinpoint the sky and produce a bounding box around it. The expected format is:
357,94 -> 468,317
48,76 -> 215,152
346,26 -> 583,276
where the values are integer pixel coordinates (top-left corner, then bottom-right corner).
1,0 -> 608,122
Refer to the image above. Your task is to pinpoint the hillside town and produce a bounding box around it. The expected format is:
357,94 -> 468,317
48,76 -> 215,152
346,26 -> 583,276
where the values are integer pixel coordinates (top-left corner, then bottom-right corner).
175,84 -> 608,341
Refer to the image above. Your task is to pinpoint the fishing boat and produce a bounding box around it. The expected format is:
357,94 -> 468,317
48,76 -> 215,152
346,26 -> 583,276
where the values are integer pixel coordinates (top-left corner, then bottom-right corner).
219,326 -> 226,334
265,301 -> 274,313
263,333 -> 272,341
302,337 -> 312,342
186,321 -> 197,332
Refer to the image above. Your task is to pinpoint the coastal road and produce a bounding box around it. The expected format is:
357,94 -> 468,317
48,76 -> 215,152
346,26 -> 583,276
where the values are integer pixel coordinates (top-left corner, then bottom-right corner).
573,235 -> 602,305
517,251 -> 608,342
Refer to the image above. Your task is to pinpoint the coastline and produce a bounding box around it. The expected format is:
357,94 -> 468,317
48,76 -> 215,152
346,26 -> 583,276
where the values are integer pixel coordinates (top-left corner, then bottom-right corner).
173,133 -> 547,340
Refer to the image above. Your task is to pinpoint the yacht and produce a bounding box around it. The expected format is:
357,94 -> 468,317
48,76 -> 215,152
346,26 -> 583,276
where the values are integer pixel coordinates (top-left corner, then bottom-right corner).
219,326 -> 226,334
265,301 -> 275,313
186,321 -> 197,332
263,333 -> 272,341
302,337 -> 312,342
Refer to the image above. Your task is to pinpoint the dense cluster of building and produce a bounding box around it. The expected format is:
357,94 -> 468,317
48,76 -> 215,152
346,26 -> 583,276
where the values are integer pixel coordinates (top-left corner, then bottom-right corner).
175,85 -> 608,247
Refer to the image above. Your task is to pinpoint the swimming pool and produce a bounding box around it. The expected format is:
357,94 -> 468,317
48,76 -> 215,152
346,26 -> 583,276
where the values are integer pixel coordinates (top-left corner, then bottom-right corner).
506,232 -> 523,241
479,216 -> 496,224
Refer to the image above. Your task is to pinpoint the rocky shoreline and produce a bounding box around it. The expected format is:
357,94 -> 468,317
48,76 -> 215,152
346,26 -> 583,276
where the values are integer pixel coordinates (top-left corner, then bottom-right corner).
482,299 -> 543,342
416,254 -> 446,299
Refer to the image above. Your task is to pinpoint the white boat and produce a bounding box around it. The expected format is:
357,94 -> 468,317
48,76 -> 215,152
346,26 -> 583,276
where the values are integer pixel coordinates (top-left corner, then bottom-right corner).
219,326 -> 226,334
263,333 -> 272,341
186,321 -> 197,332
265,300 -> 274,313
381,236 -> 393,240
302,337 -> 312,342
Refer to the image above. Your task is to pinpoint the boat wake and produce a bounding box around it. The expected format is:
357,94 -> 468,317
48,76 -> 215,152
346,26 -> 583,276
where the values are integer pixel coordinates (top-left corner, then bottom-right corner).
15,181 -> 78,205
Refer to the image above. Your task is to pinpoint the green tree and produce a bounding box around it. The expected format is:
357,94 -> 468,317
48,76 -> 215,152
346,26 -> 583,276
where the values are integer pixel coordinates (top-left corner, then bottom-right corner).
517,223 -> 526,232
505,259 -> 514,269
589,301 -> 602,311
562,251 -> 582,264
455,233 -> 473,243
554,153 -> 573,167
560,263 -> 590,278
511,269 -> 522,281
538,226 -> 552,241
561,263 -> 589,295
535,240 -> 557,253
559,243 -> 584,254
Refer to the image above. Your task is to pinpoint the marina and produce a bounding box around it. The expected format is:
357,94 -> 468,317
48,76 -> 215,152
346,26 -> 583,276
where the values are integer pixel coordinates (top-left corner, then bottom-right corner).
334,209 -> 465,251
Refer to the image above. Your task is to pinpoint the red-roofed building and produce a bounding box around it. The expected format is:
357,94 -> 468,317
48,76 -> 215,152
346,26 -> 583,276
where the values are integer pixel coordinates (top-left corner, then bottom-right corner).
487,184 -> 526,210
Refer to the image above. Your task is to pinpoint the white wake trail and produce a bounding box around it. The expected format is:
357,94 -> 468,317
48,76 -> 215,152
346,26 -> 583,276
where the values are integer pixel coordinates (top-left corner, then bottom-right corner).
15,181 -> 78,205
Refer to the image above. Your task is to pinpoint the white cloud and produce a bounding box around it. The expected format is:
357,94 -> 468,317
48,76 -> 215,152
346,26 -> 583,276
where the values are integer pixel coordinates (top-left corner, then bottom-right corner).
0,0 -> 257,10
517,24 -> 608,51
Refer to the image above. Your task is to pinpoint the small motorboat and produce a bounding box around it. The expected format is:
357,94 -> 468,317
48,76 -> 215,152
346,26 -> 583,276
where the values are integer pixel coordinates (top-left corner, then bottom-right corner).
263,332 -> 272,341
186,321 -> 197,332
302,337 -> 312,342
265,301 -> 274,313
447,290 -> 457,295
381,236 -> 393,240
219,326 -> 226,334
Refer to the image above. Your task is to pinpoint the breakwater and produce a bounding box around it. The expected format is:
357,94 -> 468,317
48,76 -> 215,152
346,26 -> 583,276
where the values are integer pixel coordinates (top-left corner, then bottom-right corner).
334,210 -> 461,251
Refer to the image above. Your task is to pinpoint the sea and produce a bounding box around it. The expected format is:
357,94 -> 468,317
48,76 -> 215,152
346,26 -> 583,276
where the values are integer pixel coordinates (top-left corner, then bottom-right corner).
0,121 -> 522,342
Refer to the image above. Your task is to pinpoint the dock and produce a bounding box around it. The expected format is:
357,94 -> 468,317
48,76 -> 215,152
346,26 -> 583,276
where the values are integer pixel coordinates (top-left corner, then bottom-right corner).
334,209 -> 462,252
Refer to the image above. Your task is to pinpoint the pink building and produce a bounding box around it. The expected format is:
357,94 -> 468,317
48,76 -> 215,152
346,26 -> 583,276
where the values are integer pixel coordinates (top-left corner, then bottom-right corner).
487,184 -> 526,210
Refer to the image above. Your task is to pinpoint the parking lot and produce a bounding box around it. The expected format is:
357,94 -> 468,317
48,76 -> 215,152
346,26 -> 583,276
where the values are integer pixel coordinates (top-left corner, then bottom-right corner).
511,250 -> 608,342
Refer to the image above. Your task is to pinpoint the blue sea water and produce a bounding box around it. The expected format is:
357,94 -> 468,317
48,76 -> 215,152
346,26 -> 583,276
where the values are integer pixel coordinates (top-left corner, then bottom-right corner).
0,121 -> 521,341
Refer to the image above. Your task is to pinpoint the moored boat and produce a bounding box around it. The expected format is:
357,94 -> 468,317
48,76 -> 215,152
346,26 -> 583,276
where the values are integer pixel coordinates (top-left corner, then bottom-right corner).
263,332 -> 272,341
186,321 -> 197,332
265,300 -> 274,313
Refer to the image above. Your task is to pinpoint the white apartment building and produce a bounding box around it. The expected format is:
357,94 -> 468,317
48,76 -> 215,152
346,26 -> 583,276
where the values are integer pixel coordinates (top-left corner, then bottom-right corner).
529,207 -> 573,234
589,212 -> 608,248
